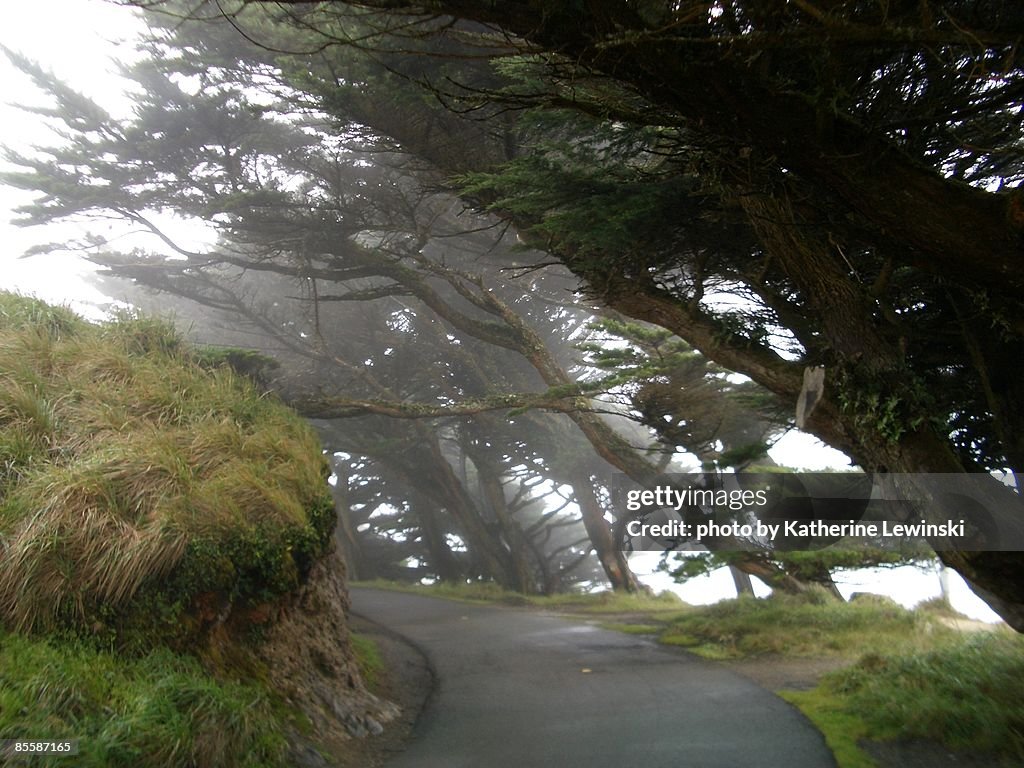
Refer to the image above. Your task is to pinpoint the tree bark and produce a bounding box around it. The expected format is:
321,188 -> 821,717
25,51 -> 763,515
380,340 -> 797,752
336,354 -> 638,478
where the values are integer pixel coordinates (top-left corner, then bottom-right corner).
472,449 -> 539,594
729,565 -> 754,598
570,467 -> 642,593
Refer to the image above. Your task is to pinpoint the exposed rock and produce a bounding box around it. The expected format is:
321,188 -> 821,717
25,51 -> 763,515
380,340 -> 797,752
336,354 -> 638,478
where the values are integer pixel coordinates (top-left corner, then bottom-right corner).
365,716 -> 385,737
290,741 -> 331,768
254,548 -> 399,764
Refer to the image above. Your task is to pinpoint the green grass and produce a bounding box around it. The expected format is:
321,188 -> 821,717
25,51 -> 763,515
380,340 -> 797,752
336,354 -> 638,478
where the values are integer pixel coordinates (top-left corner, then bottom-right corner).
0,295 -> 340,765
351,633 -> 385,692
354,579 -> 524,604
779,688 -> 876,768
600,622 -> 664,634
0,294 -> 334,646
354,578 -> 687,614
782,634 -> 1024,767
653,589 -> 957,660
834,635 -> 1022,757
0,631 -> 287,767
535,589 -> 686,614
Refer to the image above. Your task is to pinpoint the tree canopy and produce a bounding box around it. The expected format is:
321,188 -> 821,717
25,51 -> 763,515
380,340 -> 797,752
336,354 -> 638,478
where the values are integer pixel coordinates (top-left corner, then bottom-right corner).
5,0 -> 1024,625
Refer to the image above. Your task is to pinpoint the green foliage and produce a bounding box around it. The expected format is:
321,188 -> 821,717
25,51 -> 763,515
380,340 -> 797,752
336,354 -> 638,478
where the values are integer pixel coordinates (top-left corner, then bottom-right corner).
0,631 -> 288,767
0,294 -> 335,647
717,441 -> 772,468
580,318 -> 696,383
191,346 -> 281,390
458,152 -> 695,278
662,548 -> 932,591
834,365 -> 939,445
578,317 -> 785,464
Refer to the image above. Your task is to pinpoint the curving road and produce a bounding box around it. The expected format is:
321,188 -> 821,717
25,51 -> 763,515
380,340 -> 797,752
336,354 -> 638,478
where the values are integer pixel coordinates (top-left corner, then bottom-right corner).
350,588 -> 835,768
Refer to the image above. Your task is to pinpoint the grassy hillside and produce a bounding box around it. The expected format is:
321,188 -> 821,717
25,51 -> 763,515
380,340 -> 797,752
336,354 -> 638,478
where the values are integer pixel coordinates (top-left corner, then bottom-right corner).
0,294 -> 333,642
0,294 -> 359,766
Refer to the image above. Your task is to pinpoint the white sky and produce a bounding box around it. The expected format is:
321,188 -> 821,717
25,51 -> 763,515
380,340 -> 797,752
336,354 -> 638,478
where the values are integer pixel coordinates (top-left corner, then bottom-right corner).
0,0 -> 144,315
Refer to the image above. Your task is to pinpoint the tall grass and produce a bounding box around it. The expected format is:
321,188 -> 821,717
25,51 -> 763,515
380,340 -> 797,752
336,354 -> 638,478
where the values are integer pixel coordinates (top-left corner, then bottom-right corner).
0,293 -> 333,643
0,293 -> 86,338
782,633 -> 1024,767
656,589 -> 956,659
826,634 -> 1024,758
0,631 -> 287,767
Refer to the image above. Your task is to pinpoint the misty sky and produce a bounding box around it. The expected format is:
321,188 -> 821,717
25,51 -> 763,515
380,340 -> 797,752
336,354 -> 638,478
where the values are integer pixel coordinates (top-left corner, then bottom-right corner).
0,0 -> 143,314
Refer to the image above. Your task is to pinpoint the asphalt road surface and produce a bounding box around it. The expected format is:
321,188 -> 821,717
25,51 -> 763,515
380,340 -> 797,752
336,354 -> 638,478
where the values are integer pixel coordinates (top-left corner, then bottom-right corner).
350,588 -> 836,768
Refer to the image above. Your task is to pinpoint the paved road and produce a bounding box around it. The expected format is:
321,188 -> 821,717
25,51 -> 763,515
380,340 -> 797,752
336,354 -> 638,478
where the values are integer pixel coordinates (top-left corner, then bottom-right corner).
350,588 -> 835,768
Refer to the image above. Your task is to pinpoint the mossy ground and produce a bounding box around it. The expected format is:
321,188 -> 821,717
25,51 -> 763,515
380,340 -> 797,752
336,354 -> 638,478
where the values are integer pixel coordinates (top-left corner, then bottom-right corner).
351,633 -> 386,693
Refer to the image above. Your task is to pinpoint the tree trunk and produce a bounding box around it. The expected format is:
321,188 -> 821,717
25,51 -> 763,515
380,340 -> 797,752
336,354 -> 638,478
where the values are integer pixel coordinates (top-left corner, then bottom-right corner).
408,493 -> 466,584
729,565 -> 755,597
474,454 -> 538,594
731,555 -> 814,597
570,468 -> 642,592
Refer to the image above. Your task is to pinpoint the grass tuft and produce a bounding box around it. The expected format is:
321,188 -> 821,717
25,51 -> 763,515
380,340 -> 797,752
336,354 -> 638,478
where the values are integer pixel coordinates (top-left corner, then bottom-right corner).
0,294 -> 334,644
654,590 -> 952,659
